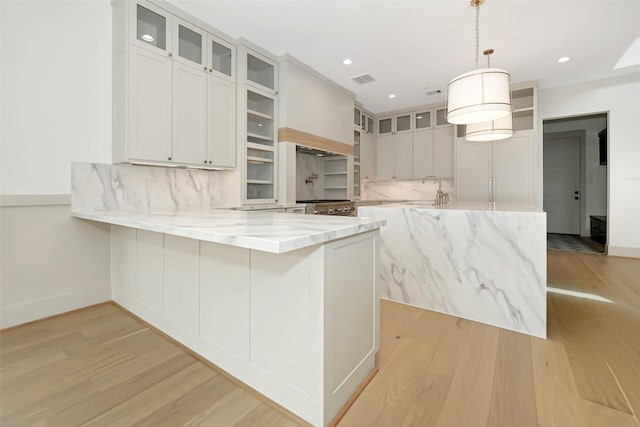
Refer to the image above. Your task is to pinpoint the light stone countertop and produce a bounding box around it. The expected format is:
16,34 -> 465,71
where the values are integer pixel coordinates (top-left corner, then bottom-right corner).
364,201 -> 544,213
72,208 -> 386,254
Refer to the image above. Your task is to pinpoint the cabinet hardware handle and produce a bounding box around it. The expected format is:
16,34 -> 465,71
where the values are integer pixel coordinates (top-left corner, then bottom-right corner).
209,68 -> 213,72
168,52 -> 173,58
208,161 -> 212,164
168,156 -> 172,161
204,160 -> 207,163
204,66 -> 207,71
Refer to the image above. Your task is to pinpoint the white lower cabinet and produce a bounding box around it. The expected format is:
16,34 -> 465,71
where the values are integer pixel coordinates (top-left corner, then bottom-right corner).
456,131 -> 535,203
109,225 -> 379,427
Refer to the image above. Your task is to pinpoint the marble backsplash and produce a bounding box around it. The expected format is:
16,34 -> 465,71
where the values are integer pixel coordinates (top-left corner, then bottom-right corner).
296,153 -> 324,200
71,163 -> 242,212
361,178 -> 455,201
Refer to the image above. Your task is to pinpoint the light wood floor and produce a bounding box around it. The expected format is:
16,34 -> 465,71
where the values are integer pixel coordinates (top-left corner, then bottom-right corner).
2,250 -> 639,426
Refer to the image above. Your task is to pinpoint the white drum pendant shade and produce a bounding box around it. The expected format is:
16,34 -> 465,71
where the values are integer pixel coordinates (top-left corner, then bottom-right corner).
465,113 -> 513,142
446,68 -> 512,125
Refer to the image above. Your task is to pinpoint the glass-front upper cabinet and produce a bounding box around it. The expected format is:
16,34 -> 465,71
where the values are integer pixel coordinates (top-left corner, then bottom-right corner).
246,52 -> 275,93
209,37 -> 234,78
436,108 -> 450,127
378,118 -> 392,135
396,114 -> 412,133
173,18 -> 205,69
354,130 -> 361,163
415,111 -> 432,130
132,1 -> 172,56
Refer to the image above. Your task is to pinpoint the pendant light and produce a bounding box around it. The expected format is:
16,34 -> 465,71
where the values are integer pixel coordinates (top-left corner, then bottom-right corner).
446,0 -> 512,125
465,49 -> 513,141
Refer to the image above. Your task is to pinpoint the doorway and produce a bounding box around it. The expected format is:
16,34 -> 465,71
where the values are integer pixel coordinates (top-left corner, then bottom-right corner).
543,114 -> 607,254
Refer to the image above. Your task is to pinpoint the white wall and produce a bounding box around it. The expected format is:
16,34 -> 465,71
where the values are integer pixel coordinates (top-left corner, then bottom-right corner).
537,73 -> 640,257
1,0 -> 112,195
0,1 -> 113,327
278,57 -> 354,145
544,116 -> 607,236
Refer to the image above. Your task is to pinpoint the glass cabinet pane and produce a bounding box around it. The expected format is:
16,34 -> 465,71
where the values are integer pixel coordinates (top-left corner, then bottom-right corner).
212,41 -> 232,76
361,114 -> 366,130
396,114 -> 411,132
354,108 -> 361,126
415,111 -> 431,129
247,54 -> 274,90
178,25 -> 202,64
379,118 -> 392,134
367,117 -> 373,133
246,90 -> 274,147
436,108 -> 448,126
137,5 -> 166,50
354,130 -> 361,162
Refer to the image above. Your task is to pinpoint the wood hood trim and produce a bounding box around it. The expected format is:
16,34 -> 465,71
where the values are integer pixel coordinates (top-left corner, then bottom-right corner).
278,127 -> 354,156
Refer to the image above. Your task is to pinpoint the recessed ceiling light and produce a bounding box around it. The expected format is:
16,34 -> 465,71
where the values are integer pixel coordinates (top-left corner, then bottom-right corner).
343,59 -> 353,65
388,94 -> 396,99
258,123 -> 263,127
557,56 -> 570,63
142,34 -> 154,42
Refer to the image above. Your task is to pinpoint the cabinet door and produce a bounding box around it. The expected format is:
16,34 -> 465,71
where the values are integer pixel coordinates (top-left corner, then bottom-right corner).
376,134 -> 394,179
412,129 -> 434,178
434,126 -> 454,178
207,74 -> 236,168
394,133 -> 413,179
456,138 -> 492,202
172,61 -> 207,165
164,235 -> 199,336
128,46 -> 172,162
494,132 -> 534,204
173,18 -> 206,70
361,132 -> 375,179
208,35 -> 234,79
130,1 -> 173,57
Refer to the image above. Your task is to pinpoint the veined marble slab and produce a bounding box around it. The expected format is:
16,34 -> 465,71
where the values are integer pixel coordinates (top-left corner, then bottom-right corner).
72,208 -> 385,254
71,162 -> 241,212
359,204 -> 546,338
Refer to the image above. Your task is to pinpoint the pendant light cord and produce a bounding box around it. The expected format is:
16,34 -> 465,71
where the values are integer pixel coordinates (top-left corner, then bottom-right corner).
475,2 -> 480,69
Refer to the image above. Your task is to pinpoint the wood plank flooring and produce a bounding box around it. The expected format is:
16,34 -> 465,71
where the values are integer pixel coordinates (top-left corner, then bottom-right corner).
2,250 -> 639,426
339,250 -> 640,427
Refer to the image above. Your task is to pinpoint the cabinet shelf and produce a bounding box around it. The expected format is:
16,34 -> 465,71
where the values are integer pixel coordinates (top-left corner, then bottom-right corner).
247,109 -> 273,120
247,142 -> 275,152
247,179 -> 273,185
324,172 -> 347,176
247,132 -> 273,141
247,156 -> 273,164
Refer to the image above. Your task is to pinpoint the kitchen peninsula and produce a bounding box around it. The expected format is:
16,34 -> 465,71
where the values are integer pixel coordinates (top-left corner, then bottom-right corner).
71,163 -> 385,427
359,202 -> 546,338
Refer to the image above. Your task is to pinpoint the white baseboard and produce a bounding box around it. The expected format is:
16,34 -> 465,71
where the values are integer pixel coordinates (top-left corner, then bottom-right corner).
607,245 -> 640,259
1,287 -> 111,329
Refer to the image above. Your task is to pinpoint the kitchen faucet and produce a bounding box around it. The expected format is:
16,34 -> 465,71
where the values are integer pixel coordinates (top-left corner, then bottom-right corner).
422,175 -> 449,206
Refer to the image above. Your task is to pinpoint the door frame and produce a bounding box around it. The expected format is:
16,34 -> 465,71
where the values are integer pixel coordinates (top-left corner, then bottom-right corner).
543,130 -> 585,235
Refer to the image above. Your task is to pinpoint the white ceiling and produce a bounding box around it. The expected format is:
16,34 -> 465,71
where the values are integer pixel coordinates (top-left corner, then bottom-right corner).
167,0 -> 640,114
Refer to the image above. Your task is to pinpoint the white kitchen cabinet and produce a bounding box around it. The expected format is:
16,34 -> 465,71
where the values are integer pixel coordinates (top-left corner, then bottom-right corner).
412,130 -> 434,177
114,0 -> 237,169
434,126 -> 454,177
456,131 -> 535,203
172,61 -> 208,164
240,46 -> 278,203
127,45 -> 173,162
164,234 -> 200,336
361,131 -> 375,180
130,1 -> 173,57
376,114 -> 413,179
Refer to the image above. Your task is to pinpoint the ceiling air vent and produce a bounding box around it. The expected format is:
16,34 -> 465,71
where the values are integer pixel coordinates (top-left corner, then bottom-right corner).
426,89 -> 442,96
351,73 -> 375,85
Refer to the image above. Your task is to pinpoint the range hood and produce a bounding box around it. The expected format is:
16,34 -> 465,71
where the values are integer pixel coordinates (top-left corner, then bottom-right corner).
295,145 -> 342,157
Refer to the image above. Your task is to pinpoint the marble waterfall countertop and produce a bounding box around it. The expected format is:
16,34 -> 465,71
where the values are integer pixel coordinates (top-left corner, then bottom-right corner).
359,201 -> 547,338
368,200 -> 543,213
72,208 -> 386,254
